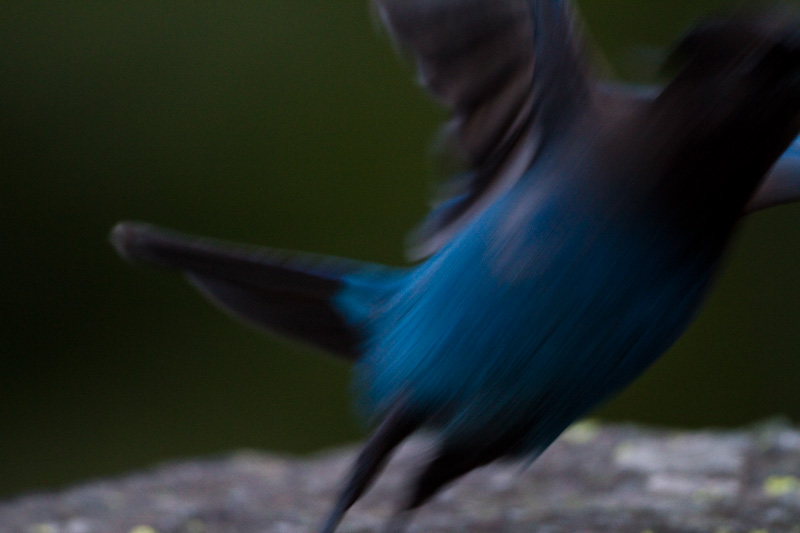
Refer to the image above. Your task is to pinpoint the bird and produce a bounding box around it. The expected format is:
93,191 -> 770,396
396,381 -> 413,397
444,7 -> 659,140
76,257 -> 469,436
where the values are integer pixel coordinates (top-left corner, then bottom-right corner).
112,1 -> 800,531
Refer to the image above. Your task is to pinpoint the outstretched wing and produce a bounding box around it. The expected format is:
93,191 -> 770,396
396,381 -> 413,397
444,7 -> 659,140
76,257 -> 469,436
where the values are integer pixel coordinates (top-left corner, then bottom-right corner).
375,0 -> 595,257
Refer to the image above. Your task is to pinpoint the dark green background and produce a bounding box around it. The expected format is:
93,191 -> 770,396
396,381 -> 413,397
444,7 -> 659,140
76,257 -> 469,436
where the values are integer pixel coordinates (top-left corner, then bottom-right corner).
4,0 -> 800,499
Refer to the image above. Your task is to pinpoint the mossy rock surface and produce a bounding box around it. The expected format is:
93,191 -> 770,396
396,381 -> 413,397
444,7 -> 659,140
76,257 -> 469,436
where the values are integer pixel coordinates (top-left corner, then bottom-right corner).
2,421 -> 800,532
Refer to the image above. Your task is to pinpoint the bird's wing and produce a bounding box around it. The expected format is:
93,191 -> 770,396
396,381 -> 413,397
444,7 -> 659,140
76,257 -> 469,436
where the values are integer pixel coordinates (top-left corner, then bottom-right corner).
374,0 -> 595,258
747,136 -> 800,212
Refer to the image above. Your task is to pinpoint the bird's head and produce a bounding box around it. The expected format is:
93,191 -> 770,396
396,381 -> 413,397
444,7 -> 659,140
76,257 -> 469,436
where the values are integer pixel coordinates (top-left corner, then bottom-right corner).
648,8 -> 800,225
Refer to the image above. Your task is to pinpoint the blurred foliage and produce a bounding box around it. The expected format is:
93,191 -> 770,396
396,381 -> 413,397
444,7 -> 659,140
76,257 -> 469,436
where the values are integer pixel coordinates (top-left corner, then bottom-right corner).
3,0 -> 800,498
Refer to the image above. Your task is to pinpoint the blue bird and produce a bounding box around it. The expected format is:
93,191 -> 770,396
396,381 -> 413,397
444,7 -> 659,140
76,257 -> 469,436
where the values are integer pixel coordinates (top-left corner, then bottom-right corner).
112,1 -> 800,531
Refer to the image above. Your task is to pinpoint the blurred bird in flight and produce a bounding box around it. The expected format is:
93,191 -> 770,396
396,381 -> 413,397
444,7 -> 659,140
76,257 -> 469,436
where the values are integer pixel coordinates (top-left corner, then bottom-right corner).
112,0 -> 800,531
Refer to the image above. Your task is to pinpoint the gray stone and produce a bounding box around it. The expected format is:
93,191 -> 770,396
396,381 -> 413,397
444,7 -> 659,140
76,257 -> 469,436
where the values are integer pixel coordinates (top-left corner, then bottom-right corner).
2,421 -> 800,532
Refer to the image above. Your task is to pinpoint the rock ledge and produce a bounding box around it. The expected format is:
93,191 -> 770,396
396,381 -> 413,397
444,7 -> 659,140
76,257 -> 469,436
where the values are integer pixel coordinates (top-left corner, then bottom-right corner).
2,421 -> 800,532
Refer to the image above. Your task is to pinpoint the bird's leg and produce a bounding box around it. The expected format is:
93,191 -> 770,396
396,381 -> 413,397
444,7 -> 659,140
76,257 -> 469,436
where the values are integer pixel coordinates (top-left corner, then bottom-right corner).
319,398 -> 420,533
406,446 -> 480,510
384,444 -> 490,531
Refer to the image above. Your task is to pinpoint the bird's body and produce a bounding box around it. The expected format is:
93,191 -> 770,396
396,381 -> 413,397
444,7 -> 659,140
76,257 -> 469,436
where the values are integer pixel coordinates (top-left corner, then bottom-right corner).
112,1 -> 800,530
354,113 -> 719,457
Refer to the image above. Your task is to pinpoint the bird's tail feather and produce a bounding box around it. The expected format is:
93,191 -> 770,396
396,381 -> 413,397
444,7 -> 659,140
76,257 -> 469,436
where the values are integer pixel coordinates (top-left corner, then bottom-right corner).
110,222 -> 404,360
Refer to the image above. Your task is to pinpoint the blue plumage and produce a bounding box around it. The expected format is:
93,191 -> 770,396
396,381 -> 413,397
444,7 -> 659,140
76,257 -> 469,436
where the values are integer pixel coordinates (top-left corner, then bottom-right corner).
356,144 -> 718,453
111,2 -> 800,531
